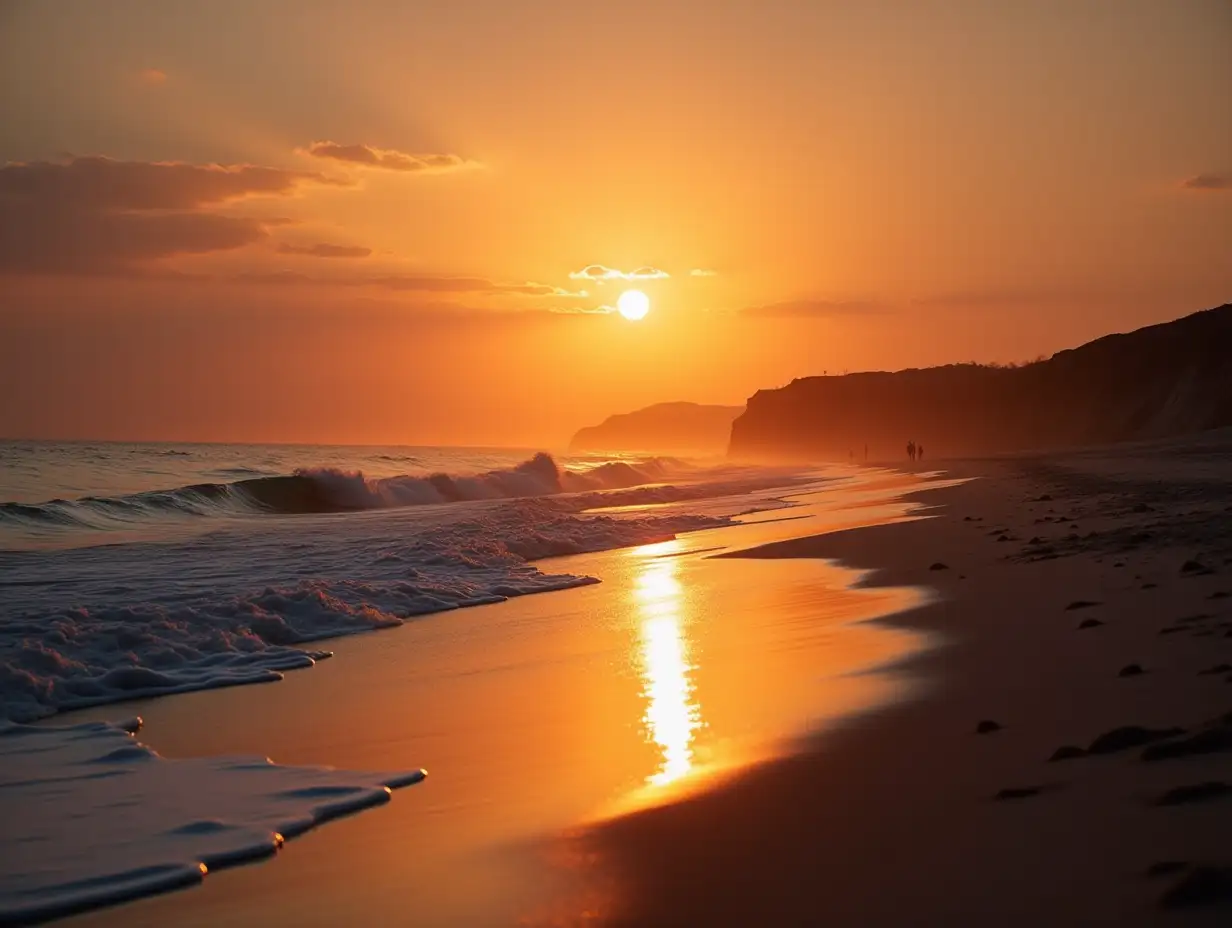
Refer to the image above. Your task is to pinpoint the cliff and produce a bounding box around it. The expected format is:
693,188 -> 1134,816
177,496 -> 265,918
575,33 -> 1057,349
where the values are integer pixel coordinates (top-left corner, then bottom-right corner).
570,402 -> 744,454
729,304 -> 1232,461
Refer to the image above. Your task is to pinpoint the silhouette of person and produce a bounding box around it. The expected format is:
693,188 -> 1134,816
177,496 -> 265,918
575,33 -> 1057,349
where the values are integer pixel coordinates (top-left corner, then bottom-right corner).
918,444 -> 925,461
907,440 -> 915,462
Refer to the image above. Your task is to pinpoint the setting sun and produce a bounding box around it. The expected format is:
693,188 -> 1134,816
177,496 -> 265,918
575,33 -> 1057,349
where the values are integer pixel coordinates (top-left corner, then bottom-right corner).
617,289 -> 651,321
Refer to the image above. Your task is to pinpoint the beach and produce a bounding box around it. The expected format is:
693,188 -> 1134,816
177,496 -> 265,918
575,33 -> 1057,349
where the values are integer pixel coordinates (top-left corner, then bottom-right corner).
45,468 -> 937,926
14,435 -> 1231,926
577,433 -> 1232,926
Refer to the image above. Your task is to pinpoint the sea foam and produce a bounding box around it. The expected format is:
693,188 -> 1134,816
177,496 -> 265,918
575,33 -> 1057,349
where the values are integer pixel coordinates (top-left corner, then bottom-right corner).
0,717 -> 426,924
1,498 -> 729,722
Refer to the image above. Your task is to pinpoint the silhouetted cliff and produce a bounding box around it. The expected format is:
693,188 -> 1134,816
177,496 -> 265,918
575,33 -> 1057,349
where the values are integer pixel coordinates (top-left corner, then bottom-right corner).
729,304 -> 1232,460
570,402 -> 743,453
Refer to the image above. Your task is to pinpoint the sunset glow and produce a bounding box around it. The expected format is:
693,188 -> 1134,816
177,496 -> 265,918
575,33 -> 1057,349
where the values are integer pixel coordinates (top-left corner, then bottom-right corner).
617,289 -> 651,321
0,3 -> 1227,450
632,547 -> 701,786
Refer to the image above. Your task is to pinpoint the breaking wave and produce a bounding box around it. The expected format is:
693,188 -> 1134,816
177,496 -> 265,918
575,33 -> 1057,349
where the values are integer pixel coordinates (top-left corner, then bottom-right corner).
0,452 -> 689,531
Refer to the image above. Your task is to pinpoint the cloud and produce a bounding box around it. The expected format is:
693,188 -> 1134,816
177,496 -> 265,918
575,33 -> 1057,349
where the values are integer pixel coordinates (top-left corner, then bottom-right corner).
277,242 -> 372,259
0,156 -> 348,275
303,142 -> 476,173
1181,173 -> 1229,191
907,288 -> 1073,310
139,68 -> 167,85
741,299 -> 883,318
234,271 -> 584,297
690,268 -> 718,277
549,304 -> 616,315
568,264 -> 670,281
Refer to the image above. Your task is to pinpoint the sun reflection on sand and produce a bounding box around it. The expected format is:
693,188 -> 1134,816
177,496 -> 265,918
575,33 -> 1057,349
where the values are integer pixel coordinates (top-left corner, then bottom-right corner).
631,541 -> 702,785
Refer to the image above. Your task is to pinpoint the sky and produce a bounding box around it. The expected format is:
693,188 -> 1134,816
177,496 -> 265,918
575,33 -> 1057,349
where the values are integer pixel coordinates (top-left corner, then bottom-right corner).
1,0 -> 1229,447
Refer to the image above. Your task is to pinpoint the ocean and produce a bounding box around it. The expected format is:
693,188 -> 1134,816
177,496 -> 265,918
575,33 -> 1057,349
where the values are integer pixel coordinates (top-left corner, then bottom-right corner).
0,440 -> 809,723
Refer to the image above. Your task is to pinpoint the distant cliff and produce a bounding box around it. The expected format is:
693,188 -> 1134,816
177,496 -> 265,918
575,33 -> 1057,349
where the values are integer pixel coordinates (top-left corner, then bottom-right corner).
729,304 -> 1232,461
570,402 -> 744,453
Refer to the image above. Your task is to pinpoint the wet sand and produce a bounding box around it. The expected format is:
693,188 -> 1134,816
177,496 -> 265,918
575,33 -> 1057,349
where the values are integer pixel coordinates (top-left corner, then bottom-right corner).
575,435 -> 1232,926
61,469 -> 939,927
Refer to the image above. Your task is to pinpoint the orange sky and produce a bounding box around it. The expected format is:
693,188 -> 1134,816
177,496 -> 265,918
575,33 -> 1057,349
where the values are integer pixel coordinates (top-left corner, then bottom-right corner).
1,0 -> 1229,446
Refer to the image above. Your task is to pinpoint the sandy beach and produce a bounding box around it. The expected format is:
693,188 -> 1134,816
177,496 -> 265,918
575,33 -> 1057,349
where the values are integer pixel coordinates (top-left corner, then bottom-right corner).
45,434 -> 1232,925
54,469 -> 937,927
575,433 -> 1232,926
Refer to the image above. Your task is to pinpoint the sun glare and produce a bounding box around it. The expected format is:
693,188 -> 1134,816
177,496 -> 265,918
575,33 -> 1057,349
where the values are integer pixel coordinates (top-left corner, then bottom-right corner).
617,289 -> 651,321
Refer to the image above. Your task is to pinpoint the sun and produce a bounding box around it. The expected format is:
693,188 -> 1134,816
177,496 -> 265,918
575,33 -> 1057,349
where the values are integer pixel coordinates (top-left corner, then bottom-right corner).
617,289 -> 651,321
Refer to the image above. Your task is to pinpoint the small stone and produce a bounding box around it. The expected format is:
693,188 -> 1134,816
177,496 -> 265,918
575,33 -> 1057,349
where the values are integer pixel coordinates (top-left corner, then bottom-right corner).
1143,728 -> 1232,762
975,719 -> 1003,734
1088,725 -> 1183,754
1119,663 -> 1146,678
1077,618 -> 1104,629
994,786 -> 1043,801
1065,600 -> 1101,611
1159,866 -> 1232,910
1153,781 -> 1232,806
1198,664 -> 1232,676
1049,745 -> 1086,762
929,562 -> 949,571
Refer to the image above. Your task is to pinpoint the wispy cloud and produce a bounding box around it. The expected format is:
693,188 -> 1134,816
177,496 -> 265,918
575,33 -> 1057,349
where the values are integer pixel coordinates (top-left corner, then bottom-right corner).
1181,173 -> 1229,192
741,299 -> 883,318
0,156 -> 347,275
276,242 -> 372,259
568,264 -> 670,281
554,304 -> 617,314
689,268 -> 718,277
303,141 -> 477,174
236,271 -> 584,297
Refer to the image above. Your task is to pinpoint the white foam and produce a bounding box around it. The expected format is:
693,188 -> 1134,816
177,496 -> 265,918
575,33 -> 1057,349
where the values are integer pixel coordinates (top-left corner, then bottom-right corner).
1,499 -> 728,721
0,717 -> 425,924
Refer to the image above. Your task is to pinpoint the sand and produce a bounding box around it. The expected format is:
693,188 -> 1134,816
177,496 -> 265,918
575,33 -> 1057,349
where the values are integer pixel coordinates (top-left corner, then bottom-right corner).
55,470 -> 937,927
50,437 -> 1232,925
571,433 -> 1232,926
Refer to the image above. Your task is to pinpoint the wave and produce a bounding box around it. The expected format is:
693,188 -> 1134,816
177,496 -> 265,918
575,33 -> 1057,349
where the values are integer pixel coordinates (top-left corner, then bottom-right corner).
0,452 -> 693,530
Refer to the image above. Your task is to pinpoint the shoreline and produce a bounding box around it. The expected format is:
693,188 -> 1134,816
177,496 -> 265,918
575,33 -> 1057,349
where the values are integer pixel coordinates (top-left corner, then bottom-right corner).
566,441 -> 1232,926
54,469 -> 938,927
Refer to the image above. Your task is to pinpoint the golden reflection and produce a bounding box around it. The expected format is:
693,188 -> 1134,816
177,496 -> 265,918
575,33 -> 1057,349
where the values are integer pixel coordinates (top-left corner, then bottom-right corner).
631,544 -> 702,785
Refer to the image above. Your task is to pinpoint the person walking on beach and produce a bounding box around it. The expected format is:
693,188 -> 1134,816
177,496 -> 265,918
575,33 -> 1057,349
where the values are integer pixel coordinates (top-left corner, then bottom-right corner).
917,444 -> 924,462
907,440 -> 916,462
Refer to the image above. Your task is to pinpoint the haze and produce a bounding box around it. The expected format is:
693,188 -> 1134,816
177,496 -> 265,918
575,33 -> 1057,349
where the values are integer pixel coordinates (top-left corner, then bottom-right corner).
1,0 -> 1229,446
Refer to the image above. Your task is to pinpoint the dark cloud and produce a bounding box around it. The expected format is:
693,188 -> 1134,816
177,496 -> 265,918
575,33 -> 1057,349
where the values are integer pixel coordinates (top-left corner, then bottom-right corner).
1181,173 -> 1229,191
304,142 -> 474,173
0,156 -> 347,275
276,242 -> 372,259
742,299 -> 883,318
0,156 -> 343,211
